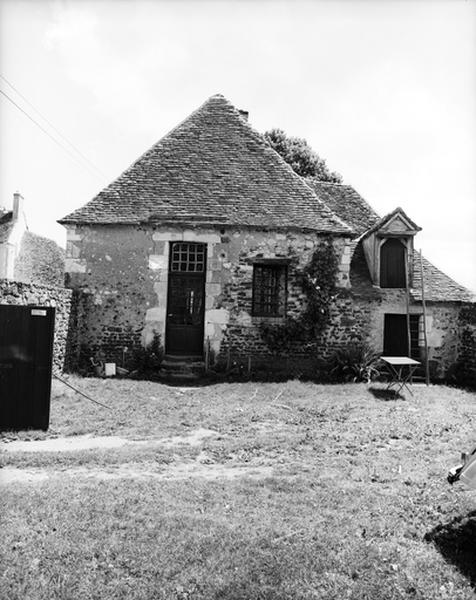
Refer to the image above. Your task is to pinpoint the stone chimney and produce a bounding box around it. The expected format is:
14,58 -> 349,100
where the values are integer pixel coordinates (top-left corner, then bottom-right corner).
238,109 -> 249,121
13,191 -> 24,221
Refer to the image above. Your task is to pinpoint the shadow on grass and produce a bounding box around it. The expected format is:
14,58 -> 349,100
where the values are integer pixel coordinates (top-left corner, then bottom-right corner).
424,510 -> 476,589
367,386 -> 405,401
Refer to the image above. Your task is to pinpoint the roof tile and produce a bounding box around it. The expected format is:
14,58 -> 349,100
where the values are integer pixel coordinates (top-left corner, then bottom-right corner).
59,95 -> 350,234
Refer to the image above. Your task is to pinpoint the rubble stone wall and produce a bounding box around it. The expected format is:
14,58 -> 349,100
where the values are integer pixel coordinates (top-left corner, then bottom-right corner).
63,224 -> 350,366
63,223 -> 469,379
457,304 -> 476,388
0,278 -> 73,372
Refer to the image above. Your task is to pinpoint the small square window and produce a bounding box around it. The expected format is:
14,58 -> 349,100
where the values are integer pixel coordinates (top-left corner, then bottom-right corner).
170,242 -> 206,272
252,264 -> 287,317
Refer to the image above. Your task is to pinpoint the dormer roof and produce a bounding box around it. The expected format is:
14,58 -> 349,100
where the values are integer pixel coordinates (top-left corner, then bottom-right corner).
360,207 -> 421,240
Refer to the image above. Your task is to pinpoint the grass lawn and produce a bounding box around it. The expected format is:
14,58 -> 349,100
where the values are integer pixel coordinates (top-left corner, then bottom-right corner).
1,378 -> 476,599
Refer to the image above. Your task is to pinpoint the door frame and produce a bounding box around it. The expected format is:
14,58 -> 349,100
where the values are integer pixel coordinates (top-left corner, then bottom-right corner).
165,241 -> 207,356
383,313 -> 420,358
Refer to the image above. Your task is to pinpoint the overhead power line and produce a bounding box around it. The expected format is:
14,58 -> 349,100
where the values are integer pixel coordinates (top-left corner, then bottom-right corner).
0,74 -> 106,178
0,83 -> 106,182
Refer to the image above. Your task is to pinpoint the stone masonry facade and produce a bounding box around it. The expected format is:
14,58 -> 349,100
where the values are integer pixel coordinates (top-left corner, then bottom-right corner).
64,223 -> 468,379
65,224 -> 349,368
457,305 -> 476,388
0,279 -> 73,372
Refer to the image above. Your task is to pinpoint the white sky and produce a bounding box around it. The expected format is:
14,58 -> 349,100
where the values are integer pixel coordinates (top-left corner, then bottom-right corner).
1,0 -> 475,291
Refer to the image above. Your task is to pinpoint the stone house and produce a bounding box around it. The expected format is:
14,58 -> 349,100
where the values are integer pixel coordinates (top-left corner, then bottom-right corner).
0,193 -> 71,372
59,95 -> 474,378
0,192 -> 65,287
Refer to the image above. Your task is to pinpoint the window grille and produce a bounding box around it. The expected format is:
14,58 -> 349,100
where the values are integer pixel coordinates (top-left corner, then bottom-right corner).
170,243 -> 206,273
252,264 -> 287,317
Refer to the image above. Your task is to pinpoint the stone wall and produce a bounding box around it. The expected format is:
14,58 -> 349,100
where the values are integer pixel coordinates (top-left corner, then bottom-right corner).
63,223 -> 469,380
64,223 -> 350,366
0,279 -> 73,372
318,294 -> 462,379
457,305 -> 476,388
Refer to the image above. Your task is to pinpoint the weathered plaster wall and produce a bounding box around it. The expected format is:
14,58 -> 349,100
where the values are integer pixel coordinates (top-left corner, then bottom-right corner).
317,292 -> 461,378
64,224 -> 350,364
63,223 -> 466,379
0,278 -> 72,372
65,225 -> 156,363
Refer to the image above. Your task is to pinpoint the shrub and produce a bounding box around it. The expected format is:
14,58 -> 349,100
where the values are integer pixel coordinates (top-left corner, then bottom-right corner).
129,334 -> 163,376
329,343 -> 381,383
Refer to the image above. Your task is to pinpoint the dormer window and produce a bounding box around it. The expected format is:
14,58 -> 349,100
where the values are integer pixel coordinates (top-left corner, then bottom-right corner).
360,207 -> 421,289
380,238 -> 406,288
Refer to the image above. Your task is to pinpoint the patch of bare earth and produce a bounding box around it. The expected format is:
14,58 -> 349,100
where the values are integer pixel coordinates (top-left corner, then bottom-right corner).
1,427 -> 219,453
0,428 -> 273,484
0,462 -> 272,484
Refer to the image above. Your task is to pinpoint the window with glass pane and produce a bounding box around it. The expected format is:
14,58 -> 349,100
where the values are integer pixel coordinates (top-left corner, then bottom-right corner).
170,242 -> 205,272
252,264 -> 287,317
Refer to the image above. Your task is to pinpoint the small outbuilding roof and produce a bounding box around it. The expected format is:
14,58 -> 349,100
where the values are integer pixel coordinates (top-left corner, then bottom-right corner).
59,95 -> 351,234
410,254 -> 475,303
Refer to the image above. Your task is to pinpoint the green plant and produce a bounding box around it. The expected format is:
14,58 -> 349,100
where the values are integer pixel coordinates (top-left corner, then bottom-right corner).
329,343 -> 382,383
259,240 -> 339,353
300,238 -> 339,332
259,318 -> 307,355
129,334 -> 163,375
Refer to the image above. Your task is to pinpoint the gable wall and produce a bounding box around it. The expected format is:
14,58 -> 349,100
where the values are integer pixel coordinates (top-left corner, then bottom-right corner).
1,216 -> 27,279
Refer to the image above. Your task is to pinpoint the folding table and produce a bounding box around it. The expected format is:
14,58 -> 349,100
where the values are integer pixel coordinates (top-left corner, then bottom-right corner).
380,356 -> 421,396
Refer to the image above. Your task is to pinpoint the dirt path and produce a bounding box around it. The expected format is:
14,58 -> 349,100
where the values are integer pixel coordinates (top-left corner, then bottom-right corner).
0,428 -> 274,484
1,428 -> 219,452
0,462 -> 273,484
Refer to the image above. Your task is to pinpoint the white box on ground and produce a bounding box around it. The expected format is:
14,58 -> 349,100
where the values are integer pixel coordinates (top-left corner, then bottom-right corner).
104,363 -> 116,377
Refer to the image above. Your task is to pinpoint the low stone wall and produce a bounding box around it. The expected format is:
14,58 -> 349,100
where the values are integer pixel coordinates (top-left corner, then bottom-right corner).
457,305 -> 476,388
0,279 -> 73,372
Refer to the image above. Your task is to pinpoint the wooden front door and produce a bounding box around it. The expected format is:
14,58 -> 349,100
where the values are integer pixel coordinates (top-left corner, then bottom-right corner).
165,242 -> 206,356
0,305 -> 55,431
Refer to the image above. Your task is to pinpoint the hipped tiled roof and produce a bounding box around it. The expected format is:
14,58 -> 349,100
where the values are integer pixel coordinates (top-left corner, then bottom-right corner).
59,95 -> 351,234
306,180 -> 379,235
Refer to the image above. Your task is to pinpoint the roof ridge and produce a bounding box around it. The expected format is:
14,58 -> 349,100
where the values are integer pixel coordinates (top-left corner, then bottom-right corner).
307,179 -> 351,188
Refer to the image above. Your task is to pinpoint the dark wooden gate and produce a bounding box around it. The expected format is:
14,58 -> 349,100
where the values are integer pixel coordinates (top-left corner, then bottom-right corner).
0,305 -> 55,431
165,242 -> 206,356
